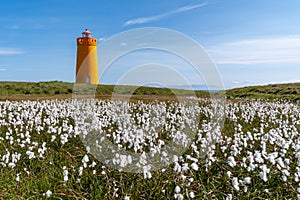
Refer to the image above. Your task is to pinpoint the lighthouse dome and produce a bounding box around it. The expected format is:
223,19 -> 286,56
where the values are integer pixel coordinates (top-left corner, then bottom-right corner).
82,29 -> 92,38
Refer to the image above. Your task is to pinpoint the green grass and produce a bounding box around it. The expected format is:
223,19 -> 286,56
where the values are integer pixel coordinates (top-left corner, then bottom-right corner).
0,81 -> 208,97
226,82 -> 300,101
0,81 -> 73,95
0,81 -> 300,101
2,81 -> 300,101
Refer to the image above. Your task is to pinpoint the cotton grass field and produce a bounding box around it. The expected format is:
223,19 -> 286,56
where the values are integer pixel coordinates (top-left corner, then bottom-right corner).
1,96 -> 300,199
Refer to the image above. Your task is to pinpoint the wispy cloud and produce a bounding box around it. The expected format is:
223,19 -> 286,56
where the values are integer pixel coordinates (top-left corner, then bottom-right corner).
208,35 -> 300,65
98,37 -> 106,42
231,80 -> 258,85
0,68 -> 8,71
0,48 -> 24,55
124,3 -> 208,26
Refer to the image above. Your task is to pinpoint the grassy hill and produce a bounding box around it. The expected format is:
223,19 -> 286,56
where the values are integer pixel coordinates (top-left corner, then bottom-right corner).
2,81 -> 300,101
226,82 -> 300,101
0,81 -> 209,100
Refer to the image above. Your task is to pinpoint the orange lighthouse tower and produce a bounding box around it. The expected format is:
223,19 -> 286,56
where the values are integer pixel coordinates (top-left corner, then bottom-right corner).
75,29 -> 99,84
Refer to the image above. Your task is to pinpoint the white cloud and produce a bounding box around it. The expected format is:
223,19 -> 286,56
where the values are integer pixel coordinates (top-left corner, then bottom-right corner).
208,35 -> 300,65
124,3 -> 208,26
0,68 -> 8,71
0,48 -> 24,55
98,37 -> 106,42
231,80 -> 240,84
231,80 -> 257,85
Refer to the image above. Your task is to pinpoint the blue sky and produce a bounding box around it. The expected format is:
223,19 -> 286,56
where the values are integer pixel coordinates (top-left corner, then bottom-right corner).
1,0 -> 300,89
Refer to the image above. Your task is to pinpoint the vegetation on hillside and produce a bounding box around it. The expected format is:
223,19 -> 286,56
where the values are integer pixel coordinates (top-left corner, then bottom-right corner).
0,81 -> 209,100
226,82 -> 300,101
2,81 -> 300,101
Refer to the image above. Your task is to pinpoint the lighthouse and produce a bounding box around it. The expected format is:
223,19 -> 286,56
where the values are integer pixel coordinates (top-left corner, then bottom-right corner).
75,29 -> 99,84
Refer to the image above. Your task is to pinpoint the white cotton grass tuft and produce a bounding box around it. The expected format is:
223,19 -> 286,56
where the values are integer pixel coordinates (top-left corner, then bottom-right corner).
63,166 -> 68,182
174,193 -> 184,200
82,154 -> 89,168
189,191 -> 196,198
242,177 -> 251,185
190,163 -> 199,171
43,190 -> 52,198
227,156 -> 236,168
226,171 -> 232,178
124,195 -> 130,200
78,166 -> 83,176
16,173 -> 20,182
232,177 -> 240,191
174,185 -> 181,193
